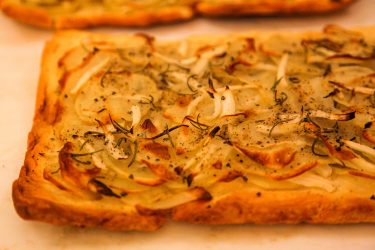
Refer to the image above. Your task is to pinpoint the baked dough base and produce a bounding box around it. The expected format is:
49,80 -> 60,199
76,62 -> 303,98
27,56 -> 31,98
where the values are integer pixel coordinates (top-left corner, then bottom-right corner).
0,0 -> 356,29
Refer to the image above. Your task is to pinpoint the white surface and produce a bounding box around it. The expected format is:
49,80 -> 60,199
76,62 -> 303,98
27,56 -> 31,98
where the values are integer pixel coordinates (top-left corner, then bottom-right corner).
0,0 -> 375,249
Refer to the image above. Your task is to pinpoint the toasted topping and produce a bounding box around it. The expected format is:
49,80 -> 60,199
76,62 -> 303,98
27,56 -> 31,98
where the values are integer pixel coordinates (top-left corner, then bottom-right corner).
43,26 -> 375,208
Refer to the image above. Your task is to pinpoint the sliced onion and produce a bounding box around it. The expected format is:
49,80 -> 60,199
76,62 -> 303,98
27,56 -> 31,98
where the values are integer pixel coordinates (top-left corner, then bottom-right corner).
131,105 -> 141,128
216,84 -> 259,92
310,110 -> 355,121
191,45 -> 228,76
220,87 -> 236,116
139,187 -> 210,210
191,57 -> 209,76
78,139 -> 107,169
178,41 -> 188,56
256,122 -> 300,136
345,157 -> 375,174
329,81 -> 375,95
206,93 -> 222,120
343,140 -> 375,157
312,165 -> 333,178
70,58 -> 110,94
165,71 -> 201,92
253,63 -> 277,71
102,125 -> 130,160
201,45 -> 227,59
186,95 -> 205,116
276,54 -> 289,88
288,172 -> 336,192
153,52 -> 196,68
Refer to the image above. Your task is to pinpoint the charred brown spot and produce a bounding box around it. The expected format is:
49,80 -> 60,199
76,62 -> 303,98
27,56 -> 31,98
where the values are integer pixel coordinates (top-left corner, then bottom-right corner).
174,166 -> 183,175
268,161 -> 318,181
236,144 -> 297,169
321,137 -> 356,161
141,160 -> 176,181
89,179 -> 120,198
135,33 -> 155,47
302,39 -> 343,52
141,142 -> 170,160
24,164 -> 30,176
226,60 -> 252,74
185,174 -> 194,187
176,95 -> 193,107
59,143 -> 100,189
219,170 -> 243,182
196,45 -> 214,55
59,71 -> 71,89
363,130 -> 375,144
175,147 -> 186,155
349,171 -> 375,180
245,38 -> 255,52
38,97 -> 47,114
58,52 -> 95,90
364,121 -> 373,129
51,101 -> 64,125
141,119 -> 158,134
212,160 -> 222,170
135,205 -> 169,216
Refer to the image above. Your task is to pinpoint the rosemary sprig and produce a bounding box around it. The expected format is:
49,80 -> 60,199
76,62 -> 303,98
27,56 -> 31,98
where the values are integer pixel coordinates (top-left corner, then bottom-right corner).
274,90 -> 288,106
208,77 -> 216,92
147,125 -> 189,140
311,138 -> 328,157
116,137 -> 128,148
70,149 -> 104,165
108,115 -> 131,134
84,131 -> 105,138
79,139 -> 90,151
100,62 -> 114,87
209,126 -> 221,138
139,95 -> 157,109
268,120 -> 286,137
185,114 -> 209,131
165,125 -> 175,147
271,77 -> 282,92
128,141 -> 138,167
323,89 -> 340,98
187,75 -> 199,94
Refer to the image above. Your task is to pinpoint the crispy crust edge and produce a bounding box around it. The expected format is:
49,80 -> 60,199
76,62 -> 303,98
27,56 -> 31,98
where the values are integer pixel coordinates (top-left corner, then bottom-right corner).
1,0 -> 356,29
0,0 -> 53,28
11,34 -> 167,231
12,28 -> 375,231
196,0 -> 356,16
0,1 -> 194,29
172,191 -> 375,224
53,7 -> 194,29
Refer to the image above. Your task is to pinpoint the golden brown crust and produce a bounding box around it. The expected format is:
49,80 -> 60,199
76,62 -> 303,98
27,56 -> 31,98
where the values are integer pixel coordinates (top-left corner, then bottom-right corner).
53,7 -> 194,29
197,0 -> 356,16
0,1 -> 53,28
13,120 -> 167,231
12,35 -> 167,231
13,179 -> 166,231
0,0 -> 355,29
0,1 -> 194,29
12,28 -> 375,231
172,190 -> 375,224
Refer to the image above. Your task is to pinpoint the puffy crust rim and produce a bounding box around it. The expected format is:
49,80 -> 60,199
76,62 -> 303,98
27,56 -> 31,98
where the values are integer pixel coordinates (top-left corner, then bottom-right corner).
172,190 -> 375,224
0,0 -> 355,29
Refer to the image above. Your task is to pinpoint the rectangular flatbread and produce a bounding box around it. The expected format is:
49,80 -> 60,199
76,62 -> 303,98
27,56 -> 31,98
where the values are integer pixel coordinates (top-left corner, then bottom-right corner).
0,0 -> 355,29
13,25 -> 375,231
